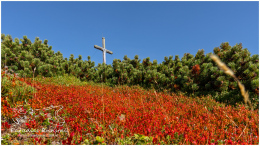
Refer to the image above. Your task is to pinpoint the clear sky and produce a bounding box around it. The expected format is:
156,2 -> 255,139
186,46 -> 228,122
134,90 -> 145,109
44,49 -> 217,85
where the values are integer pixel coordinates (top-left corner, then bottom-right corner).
1,1 -> 259,65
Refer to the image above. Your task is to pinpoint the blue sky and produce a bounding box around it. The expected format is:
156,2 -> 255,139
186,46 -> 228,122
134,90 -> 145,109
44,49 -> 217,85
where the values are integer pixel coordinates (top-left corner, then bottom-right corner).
1,1 -> 259,65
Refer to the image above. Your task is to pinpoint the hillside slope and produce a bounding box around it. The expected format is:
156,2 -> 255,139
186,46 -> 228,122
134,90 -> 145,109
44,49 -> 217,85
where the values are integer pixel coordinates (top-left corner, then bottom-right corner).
1,74 -> 259,144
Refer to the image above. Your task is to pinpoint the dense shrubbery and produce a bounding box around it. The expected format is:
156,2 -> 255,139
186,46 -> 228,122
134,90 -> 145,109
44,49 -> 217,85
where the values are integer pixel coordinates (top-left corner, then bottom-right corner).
1,34 -> 259,108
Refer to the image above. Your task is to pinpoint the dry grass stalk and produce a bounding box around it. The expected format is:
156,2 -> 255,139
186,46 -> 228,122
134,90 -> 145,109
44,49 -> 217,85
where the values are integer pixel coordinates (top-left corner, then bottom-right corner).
5,53 -> 7,75
237,123 -> 247,141
210,54 -> 253,111
33,67 -> 36,99
140,95 -> 146,113
154,90 -> 170,122
101,75 -> 105,126
223,111 -> 238,128
210,54 -> 235,78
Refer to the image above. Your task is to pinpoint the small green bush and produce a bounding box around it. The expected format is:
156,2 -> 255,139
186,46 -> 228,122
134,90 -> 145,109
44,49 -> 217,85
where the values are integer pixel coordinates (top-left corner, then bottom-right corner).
1,74 -> 35,107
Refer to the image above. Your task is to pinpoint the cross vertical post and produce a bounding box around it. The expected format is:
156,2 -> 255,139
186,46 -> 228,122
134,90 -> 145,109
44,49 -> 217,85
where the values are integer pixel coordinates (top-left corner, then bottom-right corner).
102,37 -> 106,64
94,37 -> 113,64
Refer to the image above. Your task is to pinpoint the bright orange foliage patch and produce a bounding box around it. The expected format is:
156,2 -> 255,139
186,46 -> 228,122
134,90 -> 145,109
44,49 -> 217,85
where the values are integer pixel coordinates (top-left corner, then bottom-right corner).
1,76 -> 259,144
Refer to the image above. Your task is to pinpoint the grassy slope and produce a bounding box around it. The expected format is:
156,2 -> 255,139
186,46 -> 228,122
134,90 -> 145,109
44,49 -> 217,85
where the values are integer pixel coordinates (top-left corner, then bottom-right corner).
1,74 -> 259,145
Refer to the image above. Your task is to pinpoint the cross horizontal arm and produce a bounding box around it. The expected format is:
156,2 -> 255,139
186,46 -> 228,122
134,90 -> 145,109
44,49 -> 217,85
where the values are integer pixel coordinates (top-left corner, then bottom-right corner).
94,45 -> 104,51
94,45 -> 113,54
106,50 -> 113,54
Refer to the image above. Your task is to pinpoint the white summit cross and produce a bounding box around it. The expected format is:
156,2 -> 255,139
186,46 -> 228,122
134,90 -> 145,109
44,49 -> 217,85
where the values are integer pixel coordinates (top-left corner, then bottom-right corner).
94,37 -> 113,64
